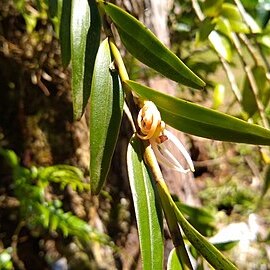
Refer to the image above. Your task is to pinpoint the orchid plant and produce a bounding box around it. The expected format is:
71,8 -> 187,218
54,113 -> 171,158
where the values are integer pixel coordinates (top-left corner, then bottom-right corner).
49,0 -> 270,269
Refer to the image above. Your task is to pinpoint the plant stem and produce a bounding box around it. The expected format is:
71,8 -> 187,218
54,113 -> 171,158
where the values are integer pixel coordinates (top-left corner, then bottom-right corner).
233,0 -> 270,73
231,32 -> 269,129
143,141 -> 193,270
11,221 -> 26,270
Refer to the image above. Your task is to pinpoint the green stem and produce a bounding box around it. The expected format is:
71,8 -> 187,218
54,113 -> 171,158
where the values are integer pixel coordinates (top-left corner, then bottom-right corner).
143,141 -> 193,270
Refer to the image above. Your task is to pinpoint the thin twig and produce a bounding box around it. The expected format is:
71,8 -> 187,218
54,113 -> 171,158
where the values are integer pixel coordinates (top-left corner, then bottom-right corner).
11,221 -> 26,270
233,0 -> 270,72
231,32 -> 269,128
238,33 -> 259,66
220,57 -> 242,103
191,0 -> 242,104
143,141 -> 193,270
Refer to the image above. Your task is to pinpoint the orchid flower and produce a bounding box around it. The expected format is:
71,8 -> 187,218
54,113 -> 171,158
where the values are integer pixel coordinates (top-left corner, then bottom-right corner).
137,101 -> 194,174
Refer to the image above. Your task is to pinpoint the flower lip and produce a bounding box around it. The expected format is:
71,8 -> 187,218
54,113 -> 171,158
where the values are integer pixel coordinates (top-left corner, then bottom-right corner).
136,100 -> 194,174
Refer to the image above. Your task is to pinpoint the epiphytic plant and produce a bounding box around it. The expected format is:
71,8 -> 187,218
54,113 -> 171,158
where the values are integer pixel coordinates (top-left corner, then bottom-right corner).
49,0 -> 270,269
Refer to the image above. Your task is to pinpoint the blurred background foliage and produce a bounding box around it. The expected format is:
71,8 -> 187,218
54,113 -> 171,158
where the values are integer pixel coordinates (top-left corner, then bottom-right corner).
1,0 -> 270,269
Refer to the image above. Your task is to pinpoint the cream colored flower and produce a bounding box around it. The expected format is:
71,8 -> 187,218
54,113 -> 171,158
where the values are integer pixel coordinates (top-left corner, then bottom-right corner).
137,101 -> 165,140
137,100 -> 194,174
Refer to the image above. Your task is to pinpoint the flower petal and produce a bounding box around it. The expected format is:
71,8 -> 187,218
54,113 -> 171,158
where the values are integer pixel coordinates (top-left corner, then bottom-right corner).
164,130 -> 195,172
151,139 -> 190,173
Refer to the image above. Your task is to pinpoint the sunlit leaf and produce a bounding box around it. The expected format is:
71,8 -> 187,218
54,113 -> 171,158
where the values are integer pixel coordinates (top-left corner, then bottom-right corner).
203,0 -> 223,17
214,17 -> 233,39
101,2 -> 205,89
209,30 -> 232,61
71,0 -> 101,119
167,248 -> 183,270
90,38 -> 124,194
221,3 -> 261,33
213,84 -> 225,109
126,80 -> 270,145
257,35 -> 270,48
127,136 -> 164,270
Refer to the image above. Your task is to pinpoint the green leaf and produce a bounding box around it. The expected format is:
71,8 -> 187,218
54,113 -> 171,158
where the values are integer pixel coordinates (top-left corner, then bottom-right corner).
125,80 -> 270,145
172,200 -> 237,270
242,65 -> 270,118
257,34 -> 270,48
221,3 -> 261,33
175,202 -> 216,236
59,0 -> 71,67
167,248 -> 183,270
214,17 -> 233,40
209,30 -> 232,61
38,165 -> 88,192
48,0 -> 58,19
203,0 -> 223,17
261,165 -> 270,197
90,38 -> 124,194
127,136 -> 164,270
213,240 -> 239,251
71,0 -> 101,119
49,213 -> 59,231
212,84 -> 225,109
196,17 -> 216,43
101,2 -> 205,89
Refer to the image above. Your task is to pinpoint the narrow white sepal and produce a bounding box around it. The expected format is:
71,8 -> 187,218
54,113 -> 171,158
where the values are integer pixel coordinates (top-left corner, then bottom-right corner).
151,141 -> 190,173
164,129 -> 195,172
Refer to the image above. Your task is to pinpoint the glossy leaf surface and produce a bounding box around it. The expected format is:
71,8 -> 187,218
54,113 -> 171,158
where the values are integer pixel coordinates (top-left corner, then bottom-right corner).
71,0 -> 101,119
127,136 -> 163,270
90,39 -> 124,194
126,80 -> 270,145
102,2 -> 205,89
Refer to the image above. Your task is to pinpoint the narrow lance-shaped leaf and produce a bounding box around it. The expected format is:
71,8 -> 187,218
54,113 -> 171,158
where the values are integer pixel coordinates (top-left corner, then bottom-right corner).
221,3 -> 261,33
157,181 -> 237,270
71,0 -> 101,119
127,136 -> 164,270
209,30 -> 232,62
101,2 -> 205,90
126,80 -> 270,145
90,38 -> 124,194
261,165 -> 270,197
242,65 -> 270,118
48,0 -> 58,19
172,202 -> 237,270
59,0 -> 71,67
